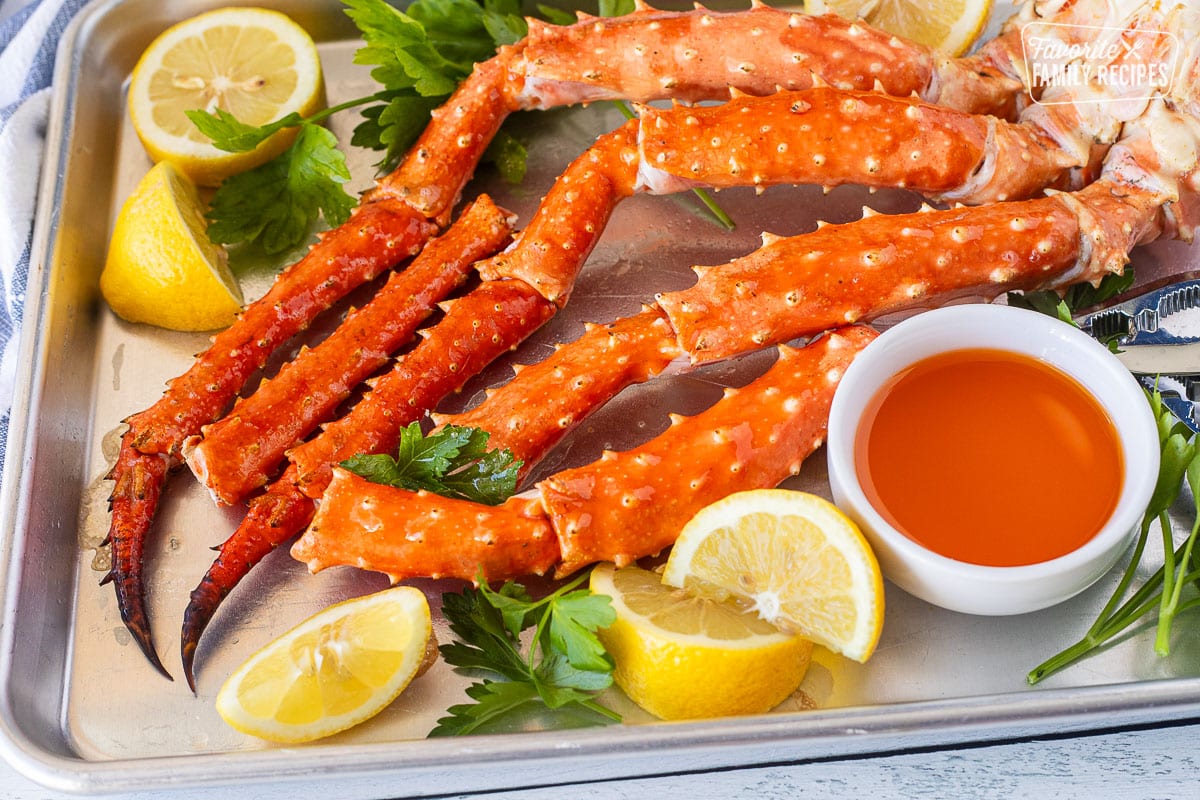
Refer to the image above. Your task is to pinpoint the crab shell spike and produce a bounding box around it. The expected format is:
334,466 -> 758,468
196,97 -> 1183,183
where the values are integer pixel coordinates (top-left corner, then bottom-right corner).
538,327 -> 877,577
815,219 -> 831,229
633,0 -> 655,10
760,231 -> 783,246
808,71 -> 829,89
861,206 -> 879,219
729,86 -> 750,99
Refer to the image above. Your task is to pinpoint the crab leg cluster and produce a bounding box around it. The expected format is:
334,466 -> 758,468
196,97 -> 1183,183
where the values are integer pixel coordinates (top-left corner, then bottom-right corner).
105,0 -> 1200,685
289,3 -> 1200,587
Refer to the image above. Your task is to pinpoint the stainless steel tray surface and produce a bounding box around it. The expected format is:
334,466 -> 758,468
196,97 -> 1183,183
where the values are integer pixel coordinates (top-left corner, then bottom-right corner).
3,0 -> 1200,795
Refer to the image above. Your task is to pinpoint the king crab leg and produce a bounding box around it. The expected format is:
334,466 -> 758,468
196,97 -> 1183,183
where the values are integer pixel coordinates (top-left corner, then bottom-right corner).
433,307 -> 683,481
292,327 -> 875,583
379,1 -> 1032,218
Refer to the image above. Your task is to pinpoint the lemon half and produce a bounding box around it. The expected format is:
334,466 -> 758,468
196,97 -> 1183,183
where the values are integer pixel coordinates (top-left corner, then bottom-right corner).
807,0 -> 993,57
590,563 -> 813,721
662,490 -> 885,663
128,6 -> 325,186
101,161 -> 243,331
216,586 -> 433,743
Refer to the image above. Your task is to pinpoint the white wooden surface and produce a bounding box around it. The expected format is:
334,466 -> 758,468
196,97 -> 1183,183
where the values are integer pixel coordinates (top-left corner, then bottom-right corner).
4,722 -> 1200,798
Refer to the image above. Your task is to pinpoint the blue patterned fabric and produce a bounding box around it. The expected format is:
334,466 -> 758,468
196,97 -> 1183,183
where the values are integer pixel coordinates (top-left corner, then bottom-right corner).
0,0 -> 94,478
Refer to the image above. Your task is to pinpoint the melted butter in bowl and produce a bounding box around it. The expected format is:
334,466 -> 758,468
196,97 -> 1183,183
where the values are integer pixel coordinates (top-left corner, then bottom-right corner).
826,304 -> 1158,615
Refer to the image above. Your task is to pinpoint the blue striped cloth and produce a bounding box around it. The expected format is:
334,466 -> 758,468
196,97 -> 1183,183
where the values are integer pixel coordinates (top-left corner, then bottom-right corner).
0,0 -> 93,477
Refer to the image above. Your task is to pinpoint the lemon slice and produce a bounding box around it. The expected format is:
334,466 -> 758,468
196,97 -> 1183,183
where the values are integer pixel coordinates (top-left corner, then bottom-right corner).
806,0 -> 993,57
101,161 -> 243,331
662,490 -> 884,663
128,7 -> 325,186
590,563 -> 813,721
216,586 -> 433,743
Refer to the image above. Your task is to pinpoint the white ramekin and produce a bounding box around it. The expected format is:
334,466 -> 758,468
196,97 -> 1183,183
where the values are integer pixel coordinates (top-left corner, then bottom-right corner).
826,304 -> 1160,615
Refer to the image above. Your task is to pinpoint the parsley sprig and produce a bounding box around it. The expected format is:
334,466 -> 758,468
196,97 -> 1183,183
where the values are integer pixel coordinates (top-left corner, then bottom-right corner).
340,421 -> 521,505
430,572 -> 619,736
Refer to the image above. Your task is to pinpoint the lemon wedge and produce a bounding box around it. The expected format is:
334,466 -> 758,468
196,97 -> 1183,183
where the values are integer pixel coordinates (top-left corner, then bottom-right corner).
662,490 -> 885,663
216,586 -> 433,743
590,563 -> 813,721
806,0 -> 993,57
128,6 -> 325,186
100,162 -> 242,331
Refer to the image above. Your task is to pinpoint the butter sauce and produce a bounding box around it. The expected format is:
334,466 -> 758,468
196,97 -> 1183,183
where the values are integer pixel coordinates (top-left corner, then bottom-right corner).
855,348 -> 1123,567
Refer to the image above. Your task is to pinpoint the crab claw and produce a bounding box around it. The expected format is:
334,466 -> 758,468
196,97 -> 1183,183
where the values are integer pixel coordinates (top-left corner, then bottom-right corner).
104,436 -> 172,679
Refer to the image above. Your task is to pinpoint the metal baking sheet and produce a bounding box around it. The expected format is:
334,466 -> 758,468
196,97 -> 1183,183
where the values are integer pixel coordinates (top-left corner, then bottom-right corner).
3,0 -> 1200,794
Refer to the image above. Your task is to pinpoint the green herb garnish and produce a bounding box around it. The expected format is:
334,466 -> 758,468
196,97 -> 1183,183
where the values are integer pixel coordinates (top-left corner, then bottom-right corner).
430,572 -> 619,736
340,421 -> 521,505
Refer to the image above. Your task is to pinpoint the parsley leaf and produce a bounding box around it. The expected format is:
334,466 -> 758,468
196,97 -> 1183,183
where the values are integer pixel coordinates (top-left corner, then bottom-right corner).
340,422 -> 521,505
205,123 -> 355,254
599,0 -> 636,17
430,572 -> 619,736
186,109 -> 306,153
481,129 -> 528,184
